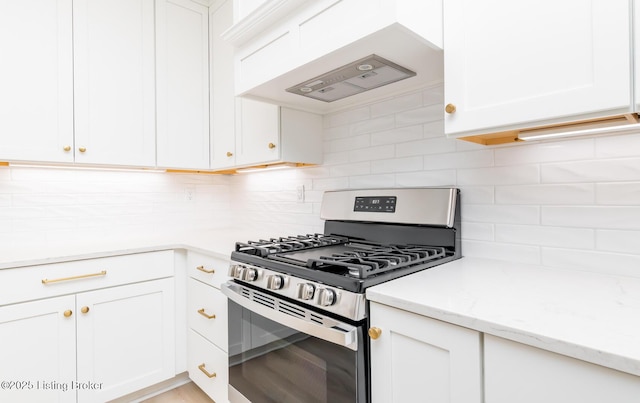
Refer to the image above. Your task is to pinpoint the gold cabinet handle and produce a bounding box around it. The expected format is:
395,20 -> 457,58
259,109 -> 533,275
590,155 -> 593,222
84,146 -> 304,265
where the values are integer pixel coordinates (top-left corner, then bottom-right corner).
78,147 -> 87,153
268,142 -> 276,149
81,306 -> 90,314
198,363 -> 216,378
226,151 -> 233,157
63,310 -> 73,317
42,270 -> 107,284
198,308 -> 216,319
196,265 -> 215,274
63,145 -> 71,152
368,327 -> 382,340
445,103 -> 456,114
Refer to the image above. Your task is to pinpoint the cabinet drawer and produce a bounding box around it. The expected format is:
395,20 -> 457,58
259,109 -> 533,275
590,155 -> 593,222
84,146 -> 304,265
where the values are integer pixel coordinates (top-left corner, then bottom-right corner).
188,328 -> 229,403
187,251 -> 229,289
188,278 -> 228,349
0,250 -> 174,306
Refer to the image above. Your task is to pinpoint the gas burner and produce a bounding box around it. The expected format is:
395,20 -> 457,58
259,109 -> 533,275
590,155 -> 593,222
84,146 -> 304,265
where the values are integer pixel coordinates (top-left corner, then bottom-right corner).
307,243 -> 447,278
235,234 -> 348,257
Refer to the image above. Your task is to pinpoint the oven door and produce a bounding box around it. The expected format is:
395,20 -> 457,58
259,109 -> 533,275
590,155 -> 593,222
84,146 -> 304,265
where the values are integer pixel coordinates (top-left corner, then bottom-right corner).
222,281 -> 368,403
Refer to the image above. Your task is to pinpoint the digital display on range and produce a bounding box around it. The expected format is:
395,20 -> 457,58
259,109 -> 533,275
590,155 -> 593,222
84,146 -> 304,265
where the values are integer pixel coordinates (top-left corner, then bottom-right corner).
354,196 -> 397,213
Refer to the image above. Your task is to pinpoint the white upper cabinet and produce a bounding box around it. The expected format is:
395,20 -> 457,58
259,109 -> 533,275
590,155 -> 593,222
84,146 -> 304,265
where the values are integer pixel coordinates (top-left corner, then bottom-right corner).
0,0 -> 74,164
210,0 -> 237,170
444,0 -> 632,140
156,0 -> 210,170
234,98 -> 323,168
73,0 -> 156,167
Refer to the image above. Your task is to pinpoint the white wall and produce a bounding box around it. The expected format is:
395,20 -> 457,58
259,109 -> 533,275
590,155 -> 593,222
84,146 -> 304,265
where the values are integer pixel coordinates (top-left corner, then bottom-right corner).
231,84 -> 640,278
0,166 -> 232,249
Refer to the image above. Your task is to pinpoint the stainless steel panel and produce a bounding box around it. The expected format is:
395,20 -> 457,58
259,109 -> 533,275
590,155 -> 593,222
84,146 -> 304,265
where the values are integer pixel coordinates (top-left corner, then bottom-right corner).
320,187 -> 458,227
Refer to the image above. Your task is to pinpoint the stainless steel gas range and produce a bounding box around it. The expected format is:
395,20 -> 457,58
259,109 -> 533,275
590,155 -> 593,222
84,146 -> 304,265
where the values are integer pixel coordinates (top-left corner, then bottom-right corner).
222,187 -> 461,403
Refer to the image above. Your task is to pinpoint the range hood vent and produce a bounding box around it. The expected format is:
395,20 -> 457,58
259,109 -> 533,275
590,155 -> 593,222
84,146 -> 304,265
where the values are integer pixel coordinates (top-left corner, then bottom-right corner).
285,55 -> 416,103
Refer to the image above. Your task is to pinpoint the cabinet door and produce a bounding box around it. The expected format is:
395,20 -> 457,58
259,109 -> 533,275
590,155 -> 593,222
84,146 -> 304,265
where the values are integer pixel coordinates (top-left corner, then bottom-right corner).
156,0 -> 210,170
0,0 -> 73,163
76,278 -> 175,402
485,335 -> 640,403
210,0 -> 237,170
73,0 -> 156,167
235,98 -> 280,166
444,0 -> 631,137
187,329 -> 229,403
0,296 -> 76,403
369,302 -> 482,403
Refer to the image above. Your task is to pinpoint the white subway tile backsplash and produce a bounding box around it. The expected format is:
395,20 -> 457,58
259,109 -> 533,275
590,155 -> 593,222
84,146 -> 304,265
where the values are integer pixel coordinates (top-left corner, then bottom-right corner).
495,184 -> 594,205
349,145 -> 395,162
422,84 -> 444,106
458,165 -> 539,186
348,174 -> 396,189
423,150 -> 494,170
463,204 -> 540,225
350,115 -> 395,135
596,182 -> 640,205
371,156 -> 423,173
542,248 -> 640,278
462,222 -> 495,241
495,224 -> 594,248
370,92 -> 423,117
596,132 -> 640,158
423,120 -> 446,139
394,170 -> 456,187
462,240 -> 541,264
395,104 -> 442,127
324,134 -> 370,153
542,158 -> 640,183
396,137 -> 456,157
494,138 -> 594,166
596,230 -> 640,254
370,125 -> 423,146
542,206 -> 640,229
324,106 -> 370,128
329,162 -> 371,177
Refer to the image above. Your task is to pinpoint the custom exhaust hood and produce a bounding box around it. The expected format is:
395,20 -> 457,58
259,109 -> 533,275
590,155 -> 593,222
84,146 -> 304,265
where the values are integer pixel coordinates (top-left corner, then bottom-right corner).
285,54 -> 416,103
224,1 -> 444,113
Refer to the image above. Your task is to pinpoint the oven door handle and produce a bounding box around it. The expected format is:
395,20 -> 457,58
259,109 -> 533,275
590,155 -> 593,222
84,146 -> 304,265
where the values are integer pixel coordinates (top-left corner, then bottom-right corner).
222,282 -> 359,351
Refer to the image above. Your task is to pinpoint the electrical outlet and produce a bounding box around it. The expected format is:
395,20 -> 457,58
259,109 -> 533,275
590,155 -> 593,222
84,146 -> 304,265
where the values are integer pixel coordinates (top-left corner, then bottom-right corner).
296,185 -> 305,203
184,186 -> 196,201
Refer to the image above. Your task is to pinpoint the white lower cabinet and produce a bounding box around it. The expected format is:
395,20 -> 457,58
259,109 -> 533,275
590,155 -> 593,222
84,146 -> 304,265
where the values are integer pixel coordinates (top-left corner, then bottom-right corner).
369,302 -> 483,403
0,296 -> 76,403
76,278 -> 175,402
484,335 -> 640,403
186,252 -> 230,402
0,251 -> 175,403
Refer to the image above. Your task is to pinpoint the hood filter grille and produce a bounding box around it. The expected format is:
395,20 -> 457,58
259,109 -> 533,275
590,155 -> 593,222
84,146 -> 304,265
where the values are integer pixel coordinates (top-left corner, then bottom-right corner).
286,55 -> 416,102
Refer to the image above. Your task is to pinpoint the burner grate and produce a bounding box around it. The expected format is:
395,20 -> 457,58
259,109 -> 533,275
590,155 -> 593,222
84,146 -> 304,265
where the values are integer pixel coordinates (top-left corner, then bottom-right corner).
307,244 -> 447,278
235,234 -> 349,257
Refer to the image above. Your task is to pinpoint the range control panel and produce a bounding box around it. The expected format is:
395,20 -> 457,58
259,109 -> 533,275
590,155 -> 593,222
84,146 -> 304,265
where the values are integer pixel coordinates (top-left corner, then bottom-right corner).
354,196 -> 396,213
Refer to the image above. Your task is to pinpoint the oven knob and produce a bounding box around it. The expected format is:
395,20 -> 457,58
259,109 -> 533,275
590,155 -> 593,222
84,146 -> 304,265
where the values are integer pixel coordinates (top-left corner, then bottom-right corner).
241,268 -> 258,282
267,275 -> 285,290
317,288 -> 337,306
297,283 -> 315,300
228,265 -> 241,278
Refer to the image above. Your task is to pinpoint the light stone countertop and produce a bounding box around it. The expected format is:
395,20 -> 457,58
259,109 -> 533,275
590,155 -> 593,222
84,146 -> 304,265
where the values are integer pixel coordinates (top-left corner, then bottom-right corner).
2,236 -> 639,378
366,256 -> 640,377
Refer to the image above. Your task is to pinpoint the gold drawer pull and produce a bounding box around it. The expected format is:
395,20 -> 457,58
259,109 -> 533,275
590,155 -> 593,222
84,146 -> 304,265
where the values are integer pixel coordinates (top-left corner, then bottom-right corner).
81,306 -> 90,314
196,265 -> 215,274
42,270 -> 107,285
63,310 -> 73,317
198,309 -> 216,319
198,363 -> 216,378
